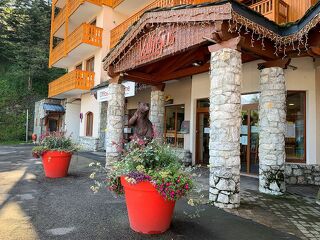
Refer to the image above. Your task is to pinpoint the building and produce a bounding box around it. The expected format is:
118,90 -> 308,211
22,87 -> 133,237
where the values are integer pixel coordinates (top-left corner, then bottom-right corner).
43,0 -> 320,208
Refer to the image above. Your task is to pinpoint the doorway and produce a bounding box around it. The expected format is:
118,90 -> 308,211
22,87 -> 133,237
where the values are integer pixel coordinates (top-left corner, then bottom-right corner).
240,103 -> 259,175
196,99 -> 209,165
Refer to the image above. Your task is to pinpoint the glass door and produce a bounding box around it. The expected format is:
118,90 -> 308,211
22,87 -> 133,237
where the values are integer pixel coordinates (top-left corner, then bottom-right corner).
240,104 -> 259,175
196,112 -> 210,165
196,99 -> 210,165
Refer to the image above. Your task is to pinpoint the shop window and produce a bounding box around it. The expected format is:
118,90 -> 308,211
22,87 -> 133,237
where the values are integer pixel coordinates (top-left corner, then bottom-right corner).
86,112 -> 93,137
86,57 -> 94,72
285,91 -> 306,163
165,105 -> 185,148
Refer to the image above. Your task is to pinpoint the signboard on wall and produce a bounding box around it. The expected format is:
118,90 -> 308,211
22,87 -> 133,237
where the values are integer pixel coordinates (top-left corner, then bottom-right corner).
123,81 -> 135,98
97,81 -> 136,102
97,88 -> 110,102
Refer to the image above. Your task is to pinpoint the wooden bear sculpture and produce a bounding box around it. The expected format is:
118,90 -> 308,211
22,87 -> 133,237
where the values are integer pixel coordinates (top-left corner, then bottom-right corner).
128,102 -> 154,141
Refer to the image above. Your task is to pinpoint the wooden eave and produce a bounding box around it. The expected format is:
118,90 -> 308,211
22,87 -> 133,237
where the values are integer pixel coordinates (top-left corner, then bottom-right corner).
103,0 -> 320,85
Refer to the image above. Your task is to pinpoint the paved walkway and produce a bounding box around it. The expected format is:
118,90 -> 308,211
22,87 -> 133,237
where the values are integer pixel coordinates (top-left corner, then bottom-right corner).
0,145 -> 318,239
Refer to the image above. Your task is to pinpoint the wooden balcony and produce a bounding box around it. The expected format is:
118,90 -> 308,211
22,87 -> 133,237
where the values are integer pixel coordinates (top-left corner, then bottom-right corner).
48,70 -> 95,98
249,0 -> 289,24
52,0 -> 106,37
50,23 -> 103,68
109,0 -> 213,48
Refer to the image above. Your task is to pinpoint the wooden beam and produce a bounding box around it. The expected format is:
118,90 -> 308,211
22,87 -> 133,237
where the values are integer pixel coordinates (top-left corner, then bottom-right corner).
109,74 -> 123,84
308,47 -> 320,57
257,58 -> 291,70
208,37 -> 242,53
151,83 -> 165,91
125,70 -> 154,81
159,63 -> 210,82
217,21 -> 278,60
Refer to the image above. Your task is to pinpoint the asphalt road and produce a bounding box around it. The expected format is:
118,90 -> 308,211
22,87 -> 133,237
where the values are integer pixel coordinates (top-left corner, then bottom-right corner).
0,144 -> 300,240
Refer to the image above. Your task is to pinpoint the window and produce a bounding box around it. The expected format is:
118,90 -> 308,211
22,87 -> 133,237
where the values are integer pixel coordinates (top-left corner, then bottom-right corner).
86,57 -> 94,72
86,112 -> 93,137
285,91 -> 306,163
76,63 -> 82,70
165,105 -> 185,148
90,19 -> 97,26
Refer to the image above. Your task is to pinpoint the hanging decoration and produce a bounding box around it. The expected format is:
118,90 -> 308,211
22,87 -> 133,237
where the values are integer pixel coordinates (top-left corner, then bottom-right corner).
103,2 -> 320,74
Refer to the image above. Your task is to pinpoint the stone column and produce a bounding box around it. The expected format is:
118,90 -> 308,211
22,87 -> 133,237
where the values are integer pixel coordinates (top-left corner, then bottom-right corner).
150,89 -> 165,140
105,83 -> 125,168
209,48 -> 242,209
259,67 -> 286,195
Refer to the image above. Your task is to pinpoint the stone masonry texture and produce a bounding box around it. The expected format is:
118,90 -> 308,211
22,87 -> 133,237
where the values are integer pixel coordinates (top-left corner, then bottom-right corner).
209,48 -> 242,209
259,67 -> 286,195
105,83 -> 125,168
150,90 -> 165,140
285,163 -> 320,186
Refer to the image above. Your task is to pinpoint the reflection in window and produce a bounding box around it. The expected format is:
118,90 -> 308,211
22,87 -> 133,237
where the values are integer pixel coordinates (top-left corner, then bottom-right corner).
285,91 -> 306,162
165,105 -> 185,148
241,93 -> 260,105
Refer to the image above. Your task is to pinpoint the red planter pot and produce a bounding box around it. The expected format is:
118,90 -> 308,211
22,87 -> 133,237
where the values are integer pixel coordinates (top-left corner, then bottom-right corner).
121,176 -> 176,234
42,151 -> 72,178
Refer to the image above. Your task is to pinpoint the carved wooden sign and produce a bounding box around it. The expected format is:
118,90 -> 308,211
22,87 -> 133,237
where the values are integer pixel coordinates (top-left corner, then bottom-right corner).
138,28 -> 176,63
113,23 -> 216,73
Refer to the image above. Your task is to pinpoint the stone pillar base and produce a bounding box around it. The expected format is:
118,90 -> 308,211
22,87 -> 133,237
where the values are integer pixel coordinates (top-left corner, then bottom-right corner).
259,165 -> 285,195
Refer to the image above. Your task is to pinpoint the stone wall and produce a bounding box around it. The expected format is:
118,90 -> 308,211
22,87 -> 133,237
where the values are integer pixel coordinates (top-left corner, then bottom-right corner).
258,67 -> 286,195
79,136 -> 99,151
285,164 -> 320,186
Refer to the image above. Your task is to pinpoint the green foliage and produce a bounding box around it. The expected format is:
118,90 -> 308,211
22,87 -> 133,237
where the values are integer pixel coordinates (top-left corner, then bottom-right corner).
0,0 -> 65,142
32,132 -> 79,157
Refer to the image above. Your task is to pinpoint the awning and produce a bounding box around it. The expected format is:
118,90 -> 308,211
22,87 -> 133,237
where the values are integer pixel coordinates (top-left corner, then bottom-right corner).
43,103 -> 65,113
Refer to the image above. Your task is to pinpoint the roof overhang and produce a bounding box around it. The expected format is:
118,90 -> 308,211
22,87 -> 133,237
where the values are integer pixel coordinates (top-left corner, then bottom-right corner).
103,0 -> 320,83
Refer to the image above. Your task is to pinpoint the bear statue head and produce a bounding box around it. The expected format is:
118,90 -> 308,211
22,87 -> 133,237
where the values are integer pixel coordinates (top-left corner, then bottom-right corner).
137,102 -> 150,116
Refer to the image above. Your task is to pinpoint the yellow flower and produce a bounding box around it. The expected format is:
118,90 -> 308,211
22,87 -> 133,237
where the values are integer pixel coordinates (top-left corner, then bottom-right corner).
136,165 -> 145,173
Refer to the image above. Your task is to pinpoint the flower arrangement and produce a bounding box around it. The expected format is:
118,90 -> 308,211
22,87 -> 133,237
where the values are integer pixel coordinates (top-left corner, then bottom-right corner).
90,137 -> 193,201
32,132 -> 78,158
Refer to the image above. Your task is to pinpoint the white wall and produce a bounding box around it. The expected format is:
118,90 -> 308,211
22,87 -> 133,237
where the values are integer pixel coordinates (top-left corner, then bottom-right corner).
64,99 -> 81,141
316,63 -> 320,165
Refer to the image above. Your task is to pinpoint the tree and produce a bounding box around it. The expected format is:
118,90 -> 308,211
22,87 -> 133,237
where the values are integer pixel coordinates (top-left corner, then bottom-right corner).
0,0 -> 65,142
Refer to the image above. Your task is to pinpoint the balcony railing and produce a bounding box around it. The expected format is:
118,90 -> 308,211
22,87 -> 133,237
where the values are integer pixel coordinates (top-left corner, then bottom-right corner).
52,0 -> 107,35
109,0 -> 214,48
48,70 -> 95,98
249,0 -> 289,24
50,23 -> 103,66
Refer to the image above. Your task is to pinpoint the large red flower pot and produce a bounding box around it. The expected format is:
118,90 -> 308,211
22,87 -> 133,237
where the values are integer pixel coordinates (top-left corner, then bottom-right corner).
121,176 -> 176,234
42,151 -> 72,178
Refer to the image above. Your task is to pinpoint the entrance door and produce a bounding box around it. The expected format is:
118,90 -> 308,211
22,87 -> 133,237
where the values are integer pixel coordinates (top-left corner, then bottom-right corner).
240,104 -> 259,174
48,119 -> 58,132
196,99 -> 210,165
